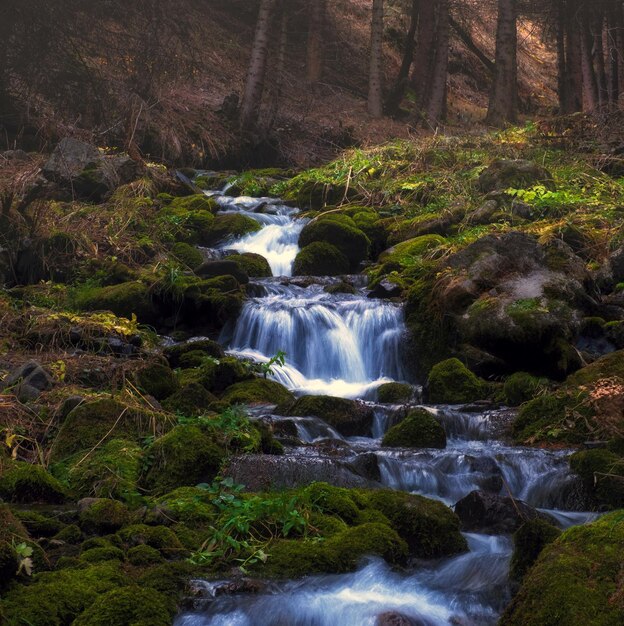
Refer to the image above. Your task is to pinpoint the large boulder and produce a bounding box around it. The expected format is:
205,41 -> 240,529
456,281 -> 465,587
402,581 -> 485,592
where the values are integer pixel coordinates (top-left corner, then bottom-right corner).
382,408 -> 446,449
293,242 -> 350,277
454,490 -> 554,534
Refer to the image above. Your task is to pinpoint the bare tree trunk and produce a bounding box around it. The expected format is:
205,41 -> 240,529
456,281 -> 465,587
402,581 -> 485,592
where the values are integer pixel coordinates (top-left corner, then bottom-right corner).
240,0 -> 278,131
556,0 -> 568,112
593,9 -> 609,109
581,16 -> 599,111
410,0 -> 436,109
565,1 -> 584,113
306,0 -> 326,83
486,0 -> 517,126
267,7 -> 288,130
425,0 -> 449,127
609,0 -> 622,106
386,0 -> 419,115
450,15 -> 495,75
368,0 -> 384,117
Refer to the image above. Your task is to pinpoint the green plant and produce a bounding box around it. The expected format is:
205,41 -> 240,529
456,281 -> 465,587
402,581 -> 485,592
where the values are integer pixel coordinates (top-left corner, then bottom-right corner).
13,540 -> 34,576
243,351 -> 286,379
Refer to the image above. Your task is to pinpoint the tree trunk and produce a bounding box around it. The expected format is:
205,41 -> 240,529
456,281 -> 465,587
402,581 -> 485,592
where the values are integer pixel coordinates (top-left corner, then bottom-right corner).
306,0 -> 326,83
424,0 -> 449,127
564,1 -> 584,113
410,0 -> 436,109
386,0 -> 419,115
556,0 -> 568,112
486,0 -> 517,126
609,0 -> 622,106
592,9 -> 609,109
267,6 -> 288,130
580,11 -> 599,111
240,0 -> 278,131
368,0 -> 384,117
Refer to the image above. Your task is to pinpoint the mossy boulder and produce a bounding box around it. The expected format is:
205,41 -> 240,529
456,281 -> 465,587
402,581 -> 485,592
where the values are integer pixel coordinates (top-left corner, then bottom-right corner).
293,242 -> 350,276
152,487 -> 214,525
55,439 -> 142,501
501,512 -> 624,626
79,545 -> 125,564
74,281 -> 156,323
169,193 -> 218,213
134,363 -> 179,400
378,234 -> 446,270
161,382 -> 218,416
0,462 -> 67,503
510,519 -> 561,583
72,586 -> 173,626
224,252 -> 272,278
221,378 -> 294,406
503,372 -> 547,406
185,356 -> 253,394
280,395 -> 374,436
364,489 -> 467,558
0,541 -> 18,587
426,358 -> 487,404
203,213 -> 261,246
49,399 -> 170,462
477,159 -> 554,193
164,339 -> 225,368
142,425 -> 224,494
127,544 -> 164,566
170,242 -> 204,270
377,382 -> 416,403
382,408 -> 447,449
14,511 -> 64,537
158,204 -> 215,245
304,482 -> 361,524
0,562 -> 128,626
569,449 -> 624,508
116,524 -> 184,557
79,499 -> 131,534
196,259 -> 249,284
299,219 -> 371,271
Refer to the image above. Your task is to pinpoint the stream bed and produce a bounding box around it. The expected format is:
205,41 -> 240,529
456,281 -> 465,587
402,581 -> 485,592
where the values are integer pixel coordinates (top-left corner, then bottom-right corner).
175,190 -> 596,626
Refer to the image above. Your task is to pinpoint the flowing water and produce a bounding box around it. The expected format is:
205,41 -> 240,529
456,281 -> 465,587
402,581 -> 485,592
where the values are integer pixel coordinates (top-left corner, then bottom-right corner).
176,188 -> 596,626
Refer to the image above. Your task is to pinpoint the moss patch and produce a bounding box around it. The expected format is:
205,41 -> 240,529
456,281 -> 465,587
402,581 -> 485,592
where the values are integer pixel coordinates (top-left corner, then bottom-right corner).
0,462 -> 67,503
426,358 -> 487,404
382,408 -> 446,449
221,378 -> 294,406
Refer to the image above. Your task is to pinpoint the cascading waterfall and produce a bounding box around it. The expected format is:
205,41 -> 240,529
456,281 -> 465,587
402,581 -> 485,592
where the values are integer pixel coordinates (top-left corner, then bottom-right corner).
176,186 -> 598,626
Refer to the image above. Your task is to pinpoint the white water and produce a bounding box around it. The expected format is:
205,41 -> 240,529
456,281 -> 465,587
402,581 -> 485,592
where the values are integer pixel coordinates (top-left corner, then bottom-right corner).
178,185 -> 596,626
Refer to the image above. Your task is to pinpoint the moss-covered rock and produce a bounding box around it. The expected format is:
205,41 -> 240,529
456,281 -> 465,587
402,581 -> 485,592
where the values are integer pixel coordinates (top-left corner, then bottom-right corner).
221,377 -> 294,406
14,510 -> 64,537
0,462 -> 67,503
382,408 -> 446,449
0,541 -> 18,587
477,159 -> 554,193
503,372 -> 547,406
203,213 -> 261,246
169,193 -> 218,213
135,363 -> 179,400
293,242 -> 350,276
152,487 -> 214,525
377,382 -> 416,403
72,586 -> 173,626
426,358 -> 487,404
50,399 -> 170,462
116,524 -> 184,558
501,512 -> 624,626
74,281 -> 156,323
569,449 -> 624,509
164,339 -> 225,368
304,482 -> 361,524
79,499 -> 131,535
170,242 -> 204,270
127,544 -> 164,566
510,519 -> 561,582
224,252 -> 272,278
161,382 -> 218,416
280,395 -> 374,436
299,219 -> 371,271
364,489 -> 467,558
184,356 -> 253,394
79,545 -> 125,564
142,425 -> 224,494
0,562 -> 127,625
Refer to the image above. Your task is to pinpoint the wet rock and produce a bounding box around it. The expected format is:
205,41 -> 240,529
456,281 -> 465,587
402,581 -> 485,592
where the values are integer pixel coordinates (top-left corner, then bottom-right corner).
222,454 -> 374,490
477,159 -> 554,193
376,612 -> 426,626
454,490 -> 554,534
349,452 -> 382,482
196,260 -> 249,284
213,579 -> 268,596
368,278 -> 403,299
467,456 -> 504,494
1,360 -> 54,401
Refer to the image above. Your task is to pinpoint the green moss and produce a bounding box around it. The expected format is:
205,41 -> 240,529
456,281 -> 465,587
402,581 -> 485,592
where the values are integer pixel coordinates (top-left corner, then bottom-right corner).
137,561 -> 196,600
379,234 -> 446,269
504,372 -> 547,406
293,242 -> 350,276
364,489 -> 467,558
382,408 -> 447,449
135,363 -> 179,400
14,510 -> 64,537
79,499 -> 131,535
170,194 -> 218,213
203,213 -> 261,246
53,524 -> 83,544
170,242 -> 204,270
0,562 -> 127,626
74,281 -> 155,323
0,462 -> 67,503
161,382 -> 217,416
127,544 -> 164,566
192,356 -> 253,393
0,541 -> 18,587
324,281 -> 357,294
510,519 -> 561,582
570,449 -> 624,508
142,425 -> 224,494
224,252 -> 272,278
501,512 -> 624,626
221,378 -> 294,406
426,358 -> 487,404
55,439 -> 142,501
299,219 -> 371,270
164,339 -> 225,368
0,504 -> 29,543
304,483 -> 361,524
80,546 -> 125,563
157,205 -> 215,245
153,487 -> 214,525
377,382 -> 415,403
116,524 -> 184,558
72,586 -> 173,626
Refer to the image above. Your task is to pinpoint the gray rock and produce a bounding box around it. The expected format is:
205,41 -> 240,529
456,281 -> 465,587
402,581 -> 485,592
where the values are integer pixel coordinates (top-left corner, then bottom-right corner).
42,138 -> 100,184
368,278 -> 403,299
1,360 -> 54,401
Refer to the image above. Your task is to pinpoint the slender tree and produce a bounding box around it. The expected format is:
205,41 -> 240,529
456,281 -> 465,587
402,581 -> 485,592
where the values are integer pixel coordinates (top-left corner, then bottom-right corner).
240,0 -> 278,131
306,0 -> 327,84
410,0 -> 436,109
486,0 -> 518,125
425,0 -> 450,126
368,0 -> 384,117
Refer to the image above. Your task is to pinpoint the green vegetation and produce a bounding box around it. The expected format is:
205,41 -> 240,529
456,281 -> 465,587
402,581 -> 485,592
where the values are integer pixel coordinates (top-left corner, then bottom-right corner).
426,358 -> 488,404
382,408 -> 446,449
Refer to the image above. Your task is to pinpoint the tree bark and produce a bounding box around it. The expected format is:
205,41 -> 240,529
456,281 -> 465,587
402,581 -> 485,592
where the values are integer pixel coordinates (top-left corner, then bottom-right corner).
486,0 -> 517,126
609,0 -> 622,106
556,0 -> 568,112
368,0 -> 384,117
592,8 -> 609,109
306,0 -> 326,83
565,1 -> 584,113
410,0 -> 436,109
386,0 -> 419,115
450,15 -> 495,75
240,0 -> 278,131
267,6 -> 288,130
580,11 -> 599,111
425,0 -> 449,127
